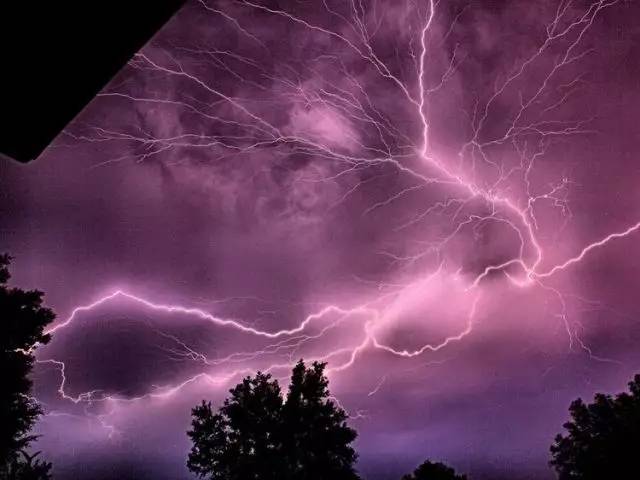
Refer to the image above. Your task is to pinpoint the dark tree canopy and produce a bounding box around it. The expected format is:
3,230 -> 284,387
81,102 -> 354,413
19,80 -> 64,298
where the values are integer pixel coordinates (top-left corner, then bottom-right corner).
0,255 -> 54,478
188,372 -> 284,480
3,451 -> 52,480
550,373 -> 640,479
401,460 -> 468,480
187,360 -> 360,480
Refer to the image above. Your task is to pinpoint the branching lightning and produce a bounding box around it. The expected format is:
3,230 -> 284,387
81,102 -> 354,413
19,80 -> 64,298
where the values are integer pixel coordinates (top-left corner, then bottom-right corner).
35,0 -> 638,440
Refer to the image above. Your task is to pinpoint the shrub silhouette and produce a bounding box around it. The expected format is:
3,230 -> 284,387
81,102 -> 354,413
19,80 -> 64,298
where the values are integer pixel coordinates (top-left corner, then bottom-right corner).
401,460 -> 467,480
0,255 -> 54,479
4,451 -> 52,480
187,360 -> 360,480
550,373 -> 640,479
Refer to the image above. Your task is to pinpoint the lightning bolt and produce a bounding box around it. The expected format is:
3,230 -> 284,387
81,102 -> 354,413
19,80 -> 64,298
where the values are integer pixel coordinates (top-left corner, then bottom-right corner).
37,0 -> 637,436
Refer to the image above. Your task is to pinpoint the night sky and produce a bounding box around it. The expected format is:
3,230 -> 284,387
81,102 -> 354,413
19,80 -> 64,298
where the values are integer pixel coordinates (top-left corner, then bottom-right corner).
1,1 -> 640,479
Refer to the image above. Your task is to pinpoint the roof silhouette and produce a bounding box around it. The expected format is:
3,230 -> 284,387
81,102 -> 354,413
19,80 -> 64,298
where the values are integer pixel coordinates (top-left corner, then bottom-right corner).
1,1 -> 185,163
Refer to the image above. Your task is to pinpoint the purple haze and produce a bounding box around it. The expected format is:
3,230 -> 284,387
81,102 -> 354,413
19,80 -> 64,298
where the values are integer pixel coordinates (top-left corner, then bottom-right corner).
1,1 -> 640,479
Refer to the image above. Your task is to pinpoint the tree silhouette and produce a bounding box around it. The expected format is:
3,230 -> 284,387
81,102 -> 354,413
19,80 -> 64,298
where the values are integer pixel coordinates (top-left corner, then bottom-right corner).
280,361 -> 359,480
188,371 -> 283,480
4,451 -> 52,480
550,373 -> 640,479
401,460 -> 467,480
0,255 -> 54,479
187,360 -> 360,480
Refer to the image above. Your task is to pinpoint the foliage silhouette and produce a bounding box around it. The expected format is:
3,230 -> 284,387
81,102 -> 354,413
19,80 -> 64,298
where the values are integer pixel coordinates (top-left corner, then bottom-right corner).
401,460 -> 468,480
0,255 -> 54,479
187,360 -> 360,480
4,451 -> 52,480
550,373 -> 640,479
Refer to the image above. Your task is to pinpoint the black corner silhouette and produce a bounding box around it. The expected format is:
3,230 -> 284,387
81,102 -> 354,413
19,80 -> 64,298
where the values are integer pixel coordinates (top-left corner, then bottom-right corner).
0,1 -> 185,163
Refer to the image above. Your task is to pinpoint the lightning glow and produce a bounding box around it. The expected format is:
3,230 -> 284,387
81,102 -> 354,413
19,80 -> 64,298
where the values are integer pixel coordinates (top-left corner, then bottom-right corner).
4,1 -> 638,478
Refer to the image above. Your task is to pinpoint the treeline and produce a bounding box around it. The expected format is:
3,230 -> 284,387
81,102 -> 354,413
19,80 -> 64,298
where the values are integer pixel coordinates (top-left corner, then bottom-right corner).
186,358 -> 469,480
186,359 -> 640,480
2,254 -> 639,480
1,255 -> 53,480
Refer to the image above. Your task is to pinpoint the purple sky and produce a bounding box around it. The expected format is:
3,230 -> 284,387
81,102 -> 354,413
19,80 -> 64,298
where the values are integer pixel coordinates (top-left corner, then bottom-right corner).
2,1 -> 640,479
